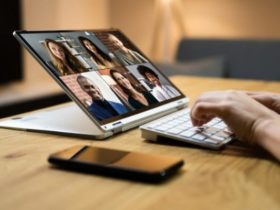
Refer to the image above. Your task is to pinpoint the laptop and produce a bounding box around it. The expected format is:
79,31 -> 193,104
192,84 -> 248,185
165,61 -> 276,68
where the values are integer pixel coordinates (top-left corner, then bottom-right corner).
0,29 -> 232,148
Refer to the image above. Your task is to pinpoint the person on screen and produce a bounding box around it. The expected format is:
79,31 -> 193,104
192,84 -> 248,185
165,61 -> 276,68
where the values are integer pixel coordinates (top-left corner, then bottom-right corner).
110,69 -> 158,109
137,65 -> 180,102
45,39 -> 87,76
76,75 -> 128,121
107,34 -> 148,66
191,90 -> 280,161
78,36 -> 116,69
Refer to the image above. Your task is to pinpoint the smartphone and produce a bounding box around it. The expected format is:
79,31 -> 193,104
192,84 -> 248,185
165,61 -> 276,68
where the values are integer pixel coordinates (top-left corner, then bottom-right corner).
48,145 -> 184,182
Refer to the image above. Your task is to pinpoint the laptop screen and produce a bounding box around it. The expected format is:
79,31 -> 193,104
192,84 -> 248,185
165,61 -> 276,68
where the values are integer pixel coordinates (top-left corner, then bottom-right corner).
17,29 -> 184,125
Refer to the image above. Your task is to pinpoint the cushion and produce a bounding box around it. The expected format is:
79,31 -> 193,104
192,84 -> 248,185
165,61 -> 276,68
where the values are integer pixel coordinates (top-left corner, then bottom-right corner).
176,38 -> 280,80
154,56 -> 226,78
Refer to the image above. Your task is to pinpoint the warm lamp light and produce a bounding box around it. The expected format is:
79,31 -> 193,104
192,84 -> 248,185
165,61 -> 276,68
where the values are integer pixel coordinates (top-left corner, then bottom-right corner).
151,0 -> 187,62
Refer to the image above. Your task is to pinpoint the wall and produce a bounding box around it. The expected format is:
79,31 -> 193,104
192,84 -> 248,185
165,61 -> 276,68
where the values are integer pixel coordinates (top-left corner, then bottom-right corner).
21,0 -> 110,84
22,0 -> 280,80
183,0 -> 280,39
110,0 -> 280,61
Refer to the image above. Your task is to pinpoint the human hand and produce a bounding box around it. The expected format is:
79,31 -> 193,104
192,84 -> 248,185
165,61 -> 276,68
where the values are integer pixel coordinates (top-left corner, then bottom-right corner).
245,91 -> 280,114
190,90 -> 279,145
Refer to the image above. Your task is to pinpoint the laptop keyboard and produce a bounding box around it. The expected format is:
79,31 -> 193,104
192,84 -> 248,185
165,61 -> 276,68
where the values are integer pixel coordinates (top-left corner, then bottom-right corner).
141,109 -> 234,149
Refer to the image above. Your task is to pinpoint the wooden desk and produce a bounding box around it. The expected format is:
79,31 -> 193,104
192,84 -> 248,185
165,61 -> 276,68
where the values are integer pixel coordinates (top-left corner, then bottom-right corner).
1,76 -> 280,210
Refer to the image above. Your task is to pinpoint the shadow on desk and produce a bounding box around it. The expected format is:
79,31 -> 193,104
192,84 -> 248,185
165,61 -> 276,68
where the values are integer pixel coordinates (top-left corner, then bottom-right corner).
0,92 -> 70,118
145,137 -> 278,162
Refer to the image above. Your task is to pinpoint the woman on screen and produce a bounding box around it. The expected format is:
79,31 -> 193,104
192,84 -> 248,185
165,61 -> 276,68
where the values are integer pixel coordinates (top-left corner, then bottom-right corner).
107,34 -> 148,66
79,36 -> 116,69
110,69 -> 158,109
45,39 -> 87,76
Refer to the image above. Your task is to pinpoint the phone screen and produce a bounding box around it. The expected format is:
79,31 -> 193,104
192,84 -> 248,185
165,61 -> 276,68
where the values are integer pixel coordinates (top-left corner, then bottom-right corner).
50,145 -> 184,174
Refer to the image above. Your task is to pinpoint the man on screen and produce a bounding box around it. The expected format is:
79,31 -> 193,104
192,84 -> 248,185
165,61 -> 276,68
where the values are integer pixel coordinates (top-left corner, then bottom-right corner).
77,75 -> 127,121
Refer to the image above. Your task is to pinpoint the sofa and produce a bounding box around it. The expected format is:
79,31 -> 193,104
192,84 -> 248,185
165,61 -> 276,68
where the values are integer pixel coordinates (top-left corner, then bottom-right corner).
156,38 -> 280,81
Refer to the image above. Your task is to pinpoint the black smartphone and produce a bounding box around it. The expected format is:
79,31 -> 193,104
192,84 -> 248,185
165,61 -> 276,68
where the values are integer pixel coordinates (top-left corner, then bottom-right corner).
48,145 -> 184,182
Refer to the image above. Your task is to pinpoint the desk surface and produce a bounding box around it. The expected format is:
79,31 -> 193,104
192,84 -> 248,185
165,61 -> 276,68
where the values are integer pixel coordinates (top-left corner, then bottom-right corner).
1,76 -> 280,210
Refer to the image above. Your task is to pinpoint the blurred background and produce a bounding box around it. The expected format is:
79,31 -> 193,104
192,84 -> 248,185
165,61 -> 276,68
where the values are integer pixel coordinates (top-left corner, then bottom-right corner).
1,0 -> 280,117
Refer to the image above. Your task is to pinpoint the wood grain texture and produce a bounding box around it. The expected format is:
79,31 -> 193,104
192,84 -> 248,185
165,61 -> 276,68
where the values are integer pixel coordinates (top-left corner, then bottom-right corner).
0,76 -> 280,210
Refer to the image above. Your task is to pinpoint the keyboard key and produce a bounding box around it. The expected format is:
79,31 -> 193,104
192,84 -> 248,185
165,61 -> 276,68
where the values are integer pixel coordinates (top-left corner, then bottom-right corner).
204,139 -> 220,145
192,133 -> 207,141
175,119 -> 185,123
213,124 -> 226,129
164,122 -> 178,128
147,123 -> 162,129
180,128 -> 197,138
215,131 -> 230,138
209,135 -> 226,142
206,120 -> 218,126
185,121 -> 193,126
168,128 -> 184,135
177,125 -> 191,130
213,118 -> 222,123
178,124 -> 192,130
154,125 -> 171,132
204,127 -> 220,135
218,121 -> 227,127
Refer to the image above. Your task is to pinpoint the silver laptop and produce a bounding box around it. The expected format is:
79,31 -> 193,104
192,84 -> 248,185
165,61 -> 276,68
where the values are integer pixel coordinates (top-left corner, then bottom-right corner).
0,29 -> 232,148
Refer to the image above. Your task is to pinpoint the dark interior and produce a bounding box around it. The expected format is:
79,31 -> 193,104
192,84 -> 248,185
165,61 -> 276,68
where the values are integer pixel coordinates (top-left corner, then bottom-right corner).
0,1 -> 22,84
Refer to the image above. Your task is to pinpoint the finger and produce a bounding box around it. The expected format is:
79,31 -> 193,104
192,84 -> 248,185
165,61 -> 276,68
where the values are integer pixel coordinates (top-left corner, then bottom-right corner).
246,91 -> 272,98
244,91 -> 259,95
245,90 -> 268,95
248,95 -> 274,108
191,115 -> 212,127
191,102 -> 225,125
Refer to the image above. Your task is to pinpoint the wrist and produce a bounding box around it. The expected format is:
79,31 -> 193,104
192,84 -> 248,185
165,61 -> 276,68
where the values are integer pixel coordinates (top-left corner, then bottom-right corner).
247,105 -> 280,161
254,117 -> 280,147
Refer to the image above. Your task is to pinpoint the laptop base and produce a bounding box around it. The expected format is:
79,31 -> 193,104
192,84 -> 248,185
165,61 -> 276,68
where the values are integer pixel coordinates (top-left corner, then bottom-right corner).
0,103 -> 109,139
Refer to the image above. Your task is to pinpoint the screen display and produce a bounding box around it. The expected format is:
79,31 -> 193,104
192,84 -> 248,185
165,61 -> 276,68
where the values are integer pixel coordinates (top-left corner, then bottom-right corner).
19,30 -> 183,124
69,146 -> 181,172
